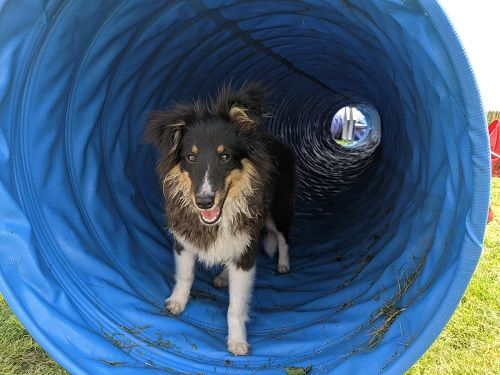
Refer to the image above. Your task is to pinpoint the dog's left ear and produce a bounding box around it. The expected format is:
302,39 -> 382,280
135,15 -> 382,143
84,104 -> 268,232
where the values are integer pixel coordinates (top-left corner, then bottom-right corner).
214,81 -> 269,129
143,102 -> 204,171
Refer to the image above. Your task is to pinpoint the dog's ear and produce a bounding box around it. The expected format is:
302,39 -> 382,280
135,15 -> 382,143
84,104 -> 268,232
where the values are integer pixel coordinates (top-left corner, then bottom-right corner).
213,81 -> 269,129
144,102 -> 203,166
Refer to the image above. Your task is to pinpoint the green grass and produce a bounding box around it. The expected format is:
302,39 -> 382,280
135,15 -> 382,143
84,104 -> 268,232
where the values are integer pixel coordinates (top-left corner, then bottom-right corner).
407,178 -> 500,375
0,297 -> 66,375
1,179 -> 499,374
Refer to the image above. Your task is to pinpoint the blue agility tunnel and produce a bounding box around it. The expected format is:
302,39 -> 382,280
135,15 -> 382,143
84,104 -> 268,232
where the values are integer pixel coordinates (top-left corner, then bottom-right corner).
0,1 -> 491,374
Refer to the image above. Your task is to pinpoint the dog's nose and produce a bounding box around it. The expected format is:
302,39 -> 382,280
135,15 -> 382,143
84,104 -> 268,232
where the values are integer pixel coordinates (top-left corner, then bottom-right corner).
195,195 -> 215,209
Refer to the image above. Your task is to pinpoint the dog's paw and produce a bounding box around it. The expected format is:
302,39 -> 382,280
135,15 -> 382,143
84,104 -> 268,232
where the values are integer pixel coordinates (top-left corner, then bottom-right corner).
213,275 -> 229,288
165,297 -> 187,315
278,262 -> 290,274
228,341 -> 250,356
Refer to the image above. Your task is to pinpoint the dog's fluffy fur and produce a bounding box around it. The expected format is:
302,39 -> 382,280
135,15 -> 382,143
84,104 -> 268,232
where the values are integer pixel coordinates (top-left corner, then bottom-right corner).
145,82 -> 296,355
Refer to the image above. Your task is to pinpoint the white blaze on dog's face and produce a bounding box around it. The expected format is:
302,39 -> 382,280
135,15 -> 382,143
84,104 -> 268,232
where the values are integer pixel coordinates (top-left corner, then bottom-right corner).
178,117 -> 253,225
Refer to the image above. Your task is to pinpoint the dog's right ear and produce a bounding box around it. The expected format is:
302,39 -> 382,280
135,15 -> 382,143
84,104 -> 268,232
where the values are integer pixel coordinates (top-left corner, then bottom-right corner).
143,102 -> 203,158
213,81 -> 270,130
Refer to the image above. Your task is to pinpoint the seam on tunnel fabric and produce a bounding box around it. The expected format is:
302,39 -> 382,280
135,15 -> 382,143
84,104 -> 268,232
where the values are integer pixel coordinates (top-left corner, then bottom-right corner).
190,0 -> 341,96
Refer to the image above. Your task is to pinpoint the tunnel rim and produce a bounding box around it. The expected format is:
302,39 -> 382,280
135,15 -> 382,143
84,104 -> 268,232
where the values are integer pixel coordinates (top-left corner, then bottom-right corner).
0,0 -> 491,374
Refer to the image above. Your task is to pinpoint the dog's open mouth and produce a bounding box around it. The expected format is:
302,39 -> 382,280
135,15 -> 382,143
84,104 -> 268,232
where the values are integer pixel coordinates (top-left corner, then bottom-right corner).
199,206 -> 222,225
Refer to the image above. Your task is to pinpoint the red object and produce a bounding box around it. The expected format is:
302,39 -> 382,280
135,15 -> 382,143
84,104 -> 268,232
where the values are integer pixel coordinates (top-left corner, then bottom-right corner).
488,207 -> 494,223
488,119 -> 499,223
490,119 -> 500,177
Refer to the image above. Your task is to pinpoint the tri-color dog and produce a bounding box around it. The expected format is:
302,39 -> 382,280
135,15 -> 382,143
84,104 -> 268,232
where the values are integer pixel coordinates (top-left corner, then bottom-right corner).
145,82 -> 296,355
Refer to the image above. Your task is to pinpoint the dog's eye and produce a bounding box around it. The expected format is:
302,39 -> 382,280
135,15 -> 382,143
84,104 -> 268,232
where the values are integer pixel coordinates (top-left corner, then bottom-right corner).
187,153 -> 197,162
220,153 -> 231,162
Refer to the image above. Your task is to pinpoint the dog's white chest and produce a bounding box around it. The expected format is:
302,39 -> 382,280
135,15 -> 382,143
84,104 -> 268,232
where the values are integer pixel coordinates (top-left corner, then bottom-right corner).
173,229 -> 251,266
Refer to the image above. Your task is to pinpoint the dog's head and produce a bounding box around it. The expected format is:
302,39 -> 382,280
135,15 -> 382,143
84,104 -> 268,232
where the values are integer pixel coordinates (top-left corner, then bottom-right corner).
145,82 -> 268,225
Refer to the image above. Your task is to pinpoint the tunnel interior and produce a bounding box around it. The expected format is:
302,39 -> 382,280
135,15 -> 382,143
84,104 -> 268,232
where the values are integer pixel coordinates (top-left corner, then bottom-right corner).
0,1 -> 489,374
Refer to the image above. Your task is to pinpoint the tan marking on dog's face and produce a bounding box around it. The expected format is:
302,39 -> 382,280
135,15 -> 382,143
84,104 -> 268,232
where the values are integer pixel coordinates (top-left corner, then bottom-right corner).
225,159 -> 256,197
191,145 -> 198,154
164,164 -> 194,211
217,145 -> 225,153
214,191 -> 223,207
180,170 -> 192,192
222,158 -> 257,220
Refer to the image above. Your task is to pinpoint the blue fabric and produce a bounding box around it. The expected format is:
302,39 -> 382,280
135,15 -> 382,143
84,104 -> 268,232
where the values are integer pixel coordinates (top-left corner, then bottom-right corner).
0,1 -> 490,374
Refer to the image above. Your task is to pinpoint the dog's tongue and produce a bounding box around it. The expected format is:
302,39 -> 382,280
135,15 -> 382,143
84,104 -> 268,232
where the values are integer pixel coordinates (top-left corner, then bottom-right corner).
201,207 -> 221,222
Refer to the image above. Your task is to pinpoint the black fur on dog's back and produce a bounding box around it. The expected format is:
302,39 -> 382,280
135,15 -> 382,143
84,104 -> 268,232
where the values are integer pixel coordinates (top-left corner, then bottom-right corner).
268,138 -> 296,241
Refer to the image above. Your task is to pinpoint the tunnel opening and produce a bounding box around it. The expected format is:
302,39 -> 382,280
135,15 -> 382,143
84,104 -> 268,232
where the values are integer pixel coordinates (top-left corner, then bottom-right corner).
330,104 -> 380,148
0,1 -> 489,374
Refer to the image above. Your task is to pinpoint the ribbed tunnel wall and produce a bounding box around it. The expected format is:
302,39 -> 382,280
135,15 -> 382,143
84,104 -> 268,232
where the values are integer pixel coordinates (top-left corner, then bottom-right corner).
0,1 -> 490,374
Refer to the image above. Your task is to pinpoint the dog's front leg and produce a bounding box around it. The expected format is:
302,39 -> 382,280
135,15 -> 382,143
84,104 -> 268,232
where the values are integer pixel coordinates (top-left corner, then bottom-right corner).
227,255 -> 256,356
165,241 -> 196,315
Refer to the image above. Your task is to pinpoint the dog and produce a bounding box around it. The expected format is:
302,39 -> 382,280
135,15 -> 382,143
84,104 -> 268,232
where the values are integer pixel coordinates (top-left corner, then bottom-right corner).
145,82 -> 296,355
